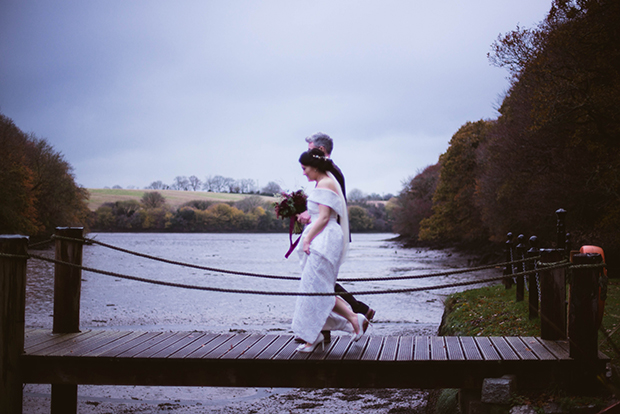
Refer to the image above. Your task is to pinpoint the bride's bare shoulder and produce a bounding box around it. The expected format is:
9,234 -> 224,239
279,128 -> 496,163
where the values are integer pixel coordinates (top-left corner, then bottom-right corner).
316,176 -> 338,193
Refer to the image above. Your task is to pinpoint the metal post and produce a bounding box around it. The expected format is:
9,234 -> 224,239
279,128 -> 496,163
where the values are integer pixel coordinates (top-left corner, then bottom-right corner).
51,227 -> 84,414
515,234 -> 525,302
0,235 -> 29,414
527,236 -> 540,320
503,232 -> 514,289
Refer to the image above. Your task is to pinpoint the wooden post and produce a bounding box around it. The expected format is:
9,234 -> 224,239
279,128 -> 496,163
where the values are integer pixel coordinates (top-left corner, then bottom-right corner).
51,227 -> 84,414
539,249 -> 567,340
527,236 -> 540,320
503,232 -> 514,289
568,253 -> 600,360
0,235 -> 29,414
556,208 -> 567,251
515,234 -> 525,302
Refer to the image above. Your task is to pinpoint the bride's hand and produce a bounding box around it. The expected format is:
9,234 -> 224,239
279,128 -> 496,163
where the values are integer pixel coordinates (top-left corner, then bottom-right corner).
303,238 -> 311,255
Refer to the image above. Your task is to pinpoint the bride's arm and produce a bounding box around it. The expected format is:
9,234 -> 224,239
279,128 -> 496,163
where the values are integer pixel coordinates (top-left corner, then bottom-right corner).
302,204 -> 331,254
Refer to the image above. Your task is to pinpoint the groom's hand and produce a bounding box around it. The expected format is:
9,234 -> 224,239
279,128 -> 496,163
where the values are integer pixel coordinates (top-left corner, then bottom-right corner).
298,211 -> 311,225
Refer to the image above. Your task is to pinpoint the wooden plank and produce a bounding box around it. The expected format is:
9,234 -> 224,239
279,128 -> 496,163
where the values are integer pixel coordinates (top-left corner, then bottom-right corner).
445,337 -> 465,361
208,334 -> 253,359
342,336 -> 369,360
24,329 -> 60,349
234,334 -> 279,360
132,332 -> 197,359
49,331 -> 131,357
221,334 -> 265,359
308,337 -> 337,360
116,332 -> 177,358
538,338 -> 570,360
81,331 -> 149,357
361,337 -> 383,361
396,336 -> 413,361
98,332 -> 163,358
431,337 -> 447,360
32,330 -> 103,356
185,333 -> 234,358
459,337 -> 483,360
273,337 -> 307,360
474,337 -> 500,360
254,335 -> 292,359
325,336 -> 352,360
24,330 -> 93,354
379,337 -> 399,361
414,336 -> 430,360
167,333 -> 218,359
520,337 -> 557,360
490,337 -> 520,360
505,337 -> 538,360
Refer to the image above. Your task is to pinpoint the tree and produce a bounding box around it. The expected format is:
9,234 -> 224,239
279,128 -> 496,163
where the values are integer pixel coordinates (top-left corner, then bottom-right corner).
188,175 -> 202,191
172,176 -> 190,191
347,188 -> 365,202
261,181 -> 282,195
235,195 -> 266,213
348,205 -> 374,232
419,121 -> 492,244
146,180 -> 165,190
141,191 -> 166,209
479,0 -> 620,248
393,163 -> 441,240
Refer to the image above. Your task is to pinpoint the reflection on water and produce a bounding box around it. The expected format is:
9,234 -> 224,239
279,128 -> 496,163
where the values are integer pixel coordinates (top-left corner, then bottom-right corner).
25,233 -> 499,336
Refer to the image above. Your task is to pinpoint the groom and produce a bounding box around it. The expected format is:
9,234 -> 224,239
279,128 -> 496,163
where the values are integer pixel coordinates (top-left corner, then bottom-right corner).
299,132 -> 375,342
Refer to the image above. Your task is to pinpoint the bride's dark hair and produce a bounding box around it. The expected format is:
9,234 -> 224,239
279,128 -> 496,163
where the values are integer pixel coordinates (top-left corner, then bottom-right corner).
299,148 -> 334,173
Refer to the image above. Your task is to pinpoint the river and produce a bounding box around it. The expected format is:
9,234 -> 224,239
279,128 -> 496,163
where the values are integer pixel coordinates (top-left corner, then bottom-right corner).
23,232 -> 500,413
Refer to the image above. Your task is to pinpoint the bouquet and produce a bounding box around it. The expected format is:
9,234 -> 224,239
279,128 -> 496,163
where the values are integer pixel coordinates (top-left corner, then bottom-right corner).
273,190 -> 308,257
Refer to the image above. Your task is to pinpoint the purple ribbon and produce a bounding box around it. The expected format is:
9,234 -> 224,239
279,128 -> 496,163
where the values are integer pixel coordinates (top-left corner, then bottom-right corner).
284,216 -> 302,258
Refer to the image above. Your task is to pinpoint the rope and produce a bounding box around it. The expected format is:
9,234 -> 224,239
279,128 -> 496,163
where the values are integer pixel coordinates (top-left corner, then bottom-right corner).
51,235 -> 539,282
28,238 -> 54,249
25,252 -> 510,296
0,250 -> 603,297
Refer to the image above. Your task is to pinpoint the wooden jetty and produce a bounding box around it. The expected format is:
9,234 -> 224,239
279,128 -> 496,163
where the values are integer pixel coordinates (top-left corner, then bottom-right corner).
1,227 -> 609,414
22,328 -> 595,390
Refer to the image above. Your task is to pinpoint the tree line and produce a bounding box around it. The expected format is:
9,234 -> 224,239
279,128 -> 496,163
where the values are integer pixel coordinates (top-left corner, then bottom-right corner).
90,192 -> 395,233
0,113 -> 90,238
392,0 -> 620,270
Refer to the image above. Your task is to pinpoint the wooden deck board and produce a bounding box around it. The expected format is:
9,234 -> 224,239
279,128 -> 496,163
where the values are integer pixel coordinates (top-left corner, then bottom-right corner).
396,336 -> 413,361
20,330 -> 607,390
380,337 -> 399,361
459,337 -> 483,360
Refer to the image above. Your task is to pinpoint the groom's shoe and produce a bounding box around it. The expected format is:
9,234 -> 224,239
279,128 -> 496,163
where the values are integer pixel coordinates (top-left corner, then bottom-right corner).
365,308 -> 376,321
321,330 -> 331,343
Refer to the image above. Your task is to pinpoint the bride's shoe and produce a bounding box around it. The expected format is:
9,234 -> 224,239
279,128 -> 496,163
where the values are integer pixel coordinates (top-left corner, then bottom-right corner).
352,313 -> 370,342
295,333 -> 325,353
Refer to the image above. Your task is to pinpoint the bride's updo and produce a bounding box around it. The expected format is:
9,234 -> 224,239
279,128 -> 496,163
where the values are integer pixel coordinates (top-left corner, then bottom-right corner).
299,148 -> 334,173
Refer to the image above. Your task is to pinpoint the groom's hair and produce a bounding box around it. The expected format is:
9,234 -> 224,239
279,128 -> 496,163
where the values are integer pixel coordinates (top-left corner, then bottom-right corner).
305,132 -> 333,156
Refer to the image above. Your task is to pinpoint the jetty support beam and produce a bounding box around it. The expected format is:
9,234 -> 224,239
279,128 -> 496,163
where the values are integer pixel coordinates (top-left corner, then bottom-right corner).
0,235 -> 29,414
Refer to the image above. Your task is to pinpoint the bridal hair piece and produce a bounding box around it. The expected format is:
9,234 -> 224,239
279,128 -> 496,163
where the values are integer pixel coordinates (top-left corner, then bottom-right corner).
299,148 -> 333,172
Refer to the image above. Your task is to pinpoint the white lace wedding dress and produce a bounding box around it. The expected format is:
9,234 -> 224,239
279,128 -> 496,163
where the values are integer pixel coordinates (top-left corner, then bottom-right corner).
292,181 -> 352,344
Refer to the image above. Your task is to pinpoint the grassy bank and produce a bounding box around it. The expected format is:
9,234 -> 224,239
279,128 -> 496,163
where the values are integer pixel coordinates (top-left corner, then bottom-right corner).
87,189 -> 275,211
438,281 -> 620,411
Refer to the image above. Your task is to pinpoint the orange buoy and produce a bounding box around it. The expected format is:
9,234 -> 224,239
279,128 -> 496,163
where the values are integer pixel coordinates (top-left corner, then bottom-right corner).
579,245 -> 607,328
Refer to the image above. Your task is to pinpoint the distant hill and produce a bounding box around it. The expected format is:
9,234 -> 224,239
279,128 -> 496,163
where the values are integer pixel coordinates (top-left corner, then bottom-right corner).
86,189 -> 276,211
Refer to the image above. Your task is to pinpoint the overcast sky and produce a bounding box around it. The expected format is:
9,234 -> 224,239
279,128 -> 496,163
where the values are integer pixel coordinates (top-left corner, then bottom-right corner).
0,1 -> 551,196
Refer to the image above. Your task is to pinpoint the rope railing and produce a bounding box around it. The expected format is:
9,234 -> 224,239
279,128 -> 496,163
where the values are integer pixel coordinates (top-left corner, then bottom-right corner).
49,234 -> 539,282
3,250 -> 597,297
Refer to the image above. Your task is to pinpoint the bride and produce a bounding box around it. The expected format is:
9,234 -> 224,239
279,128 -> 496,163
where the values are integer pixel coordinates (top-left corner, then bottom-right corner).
292,148 -> 369,352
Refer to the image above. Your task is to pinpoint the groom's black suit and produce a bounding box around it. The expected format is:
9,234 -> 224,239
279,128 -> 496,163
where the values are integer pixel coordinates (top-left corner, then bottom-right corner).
329,161 -> 371,317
